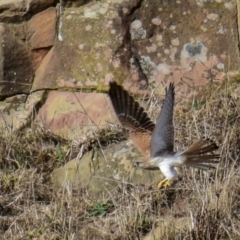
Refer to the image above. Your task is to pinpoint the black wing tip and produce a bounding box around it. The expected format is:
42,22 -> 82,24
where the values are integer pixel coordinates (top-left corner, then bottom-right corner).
169,82 -> 174,88
108,81 -> 125,98
109,81 -> 119,91
167,82 -> 175,95
109,80 -> 117,86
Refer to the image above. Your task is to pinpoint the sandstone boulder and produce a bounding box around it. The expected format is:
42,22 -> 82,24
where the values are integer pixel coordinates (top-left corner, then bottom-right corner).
51,141 -> 162,195
36,91 -> 115,139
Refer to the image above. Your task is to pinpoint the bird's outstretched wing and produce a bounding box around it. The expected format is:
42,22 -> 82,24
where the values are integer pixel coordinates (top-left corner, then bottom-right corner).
108,81 -> 155,132
108,81 -> 155,164
150,83 -> 175,158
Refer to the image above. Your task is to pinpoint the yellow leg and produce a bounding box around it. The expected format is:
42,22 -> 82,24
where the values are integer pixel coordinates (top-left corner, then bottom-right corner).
157,179 -> 172,189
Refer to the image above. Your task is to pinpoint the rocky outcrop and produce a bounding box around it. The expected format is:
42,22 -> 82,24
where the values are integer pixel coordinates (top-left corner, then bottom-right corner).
130,1 -> 237,91
0,23 -> 33,98
0,0 -> 238,136
0,0 -> 57,22
28,7 -> 56,70
51,141 -> 162,195
36,91 -> 114,139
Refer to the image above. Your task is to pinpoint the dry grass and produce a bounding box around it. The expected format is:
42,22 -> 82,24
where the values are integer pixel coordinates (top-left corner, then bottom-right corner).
1,78 -> 240,239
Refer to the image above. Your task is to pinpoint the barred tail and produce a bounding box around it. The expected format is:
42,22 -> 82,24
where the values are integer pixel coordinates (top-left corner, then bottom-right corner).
181,139 -> 220,170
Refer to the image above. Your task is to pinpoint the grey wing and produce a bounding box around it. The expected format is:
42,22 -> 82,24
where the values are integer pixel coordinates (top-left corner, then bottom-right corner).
150,83 -> 175,158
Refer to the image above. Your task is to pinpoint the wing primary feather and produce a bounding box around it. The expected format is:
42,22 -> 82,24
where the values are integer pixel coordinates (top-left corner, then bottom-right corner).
150,82 -> 175,157
108,81 -> 155,132
120,84 -> 127,115
109,82 -> 122,115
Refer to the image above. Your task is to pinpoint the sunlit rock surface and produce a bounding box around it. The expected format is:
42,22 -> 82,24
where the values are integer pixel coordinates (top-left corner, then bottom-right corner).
0,0 -> 238,136
51,141 -> 161,195
36,91 -> 115,139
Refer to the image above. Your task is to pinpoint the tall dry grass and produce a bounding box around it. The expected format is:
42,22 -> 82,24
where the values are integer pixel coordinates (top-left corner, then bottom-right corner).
0,78 -> 240,239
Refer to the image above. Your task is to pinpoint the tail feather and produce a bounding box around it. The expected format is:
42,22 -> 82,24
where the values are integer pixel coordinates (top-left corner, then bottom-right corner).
185,155 -> 219,163
182,139 -> 218,155
181,139 -> 220,171
186,163 -> 215,171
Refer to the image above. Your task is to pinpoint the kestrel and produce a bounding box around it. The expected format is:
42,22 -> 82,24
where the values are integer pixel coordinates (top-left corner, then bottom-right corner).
108,81 -> 219,188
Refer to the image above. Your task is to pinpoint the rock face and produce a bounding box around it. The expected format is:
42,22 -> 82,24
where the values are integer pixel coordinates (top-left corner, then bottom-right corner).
0,0 -> 238,135
30,1 -> 132,92
51,141 -> 162,195
0,23 -> 33,97
36,91 -> 114,139
28,7 -> 57,70
0,0 -> 239,192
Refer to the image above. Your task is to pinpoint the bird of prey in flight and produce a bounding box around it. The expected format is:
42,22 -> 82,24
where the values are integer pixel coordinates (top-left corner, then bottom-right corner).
108,81 -> 219,188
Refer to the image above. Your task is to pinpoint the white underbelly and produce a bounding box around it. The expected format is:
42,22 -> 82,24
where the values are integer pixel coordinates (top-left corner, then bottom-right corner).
150,155 -> 187,180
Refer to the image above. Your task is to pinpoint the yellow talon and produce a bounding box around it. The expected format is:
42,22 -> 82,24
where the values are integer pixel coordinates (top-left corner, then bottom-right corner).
157,179 -> 166,188
157,179 -> 172,189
